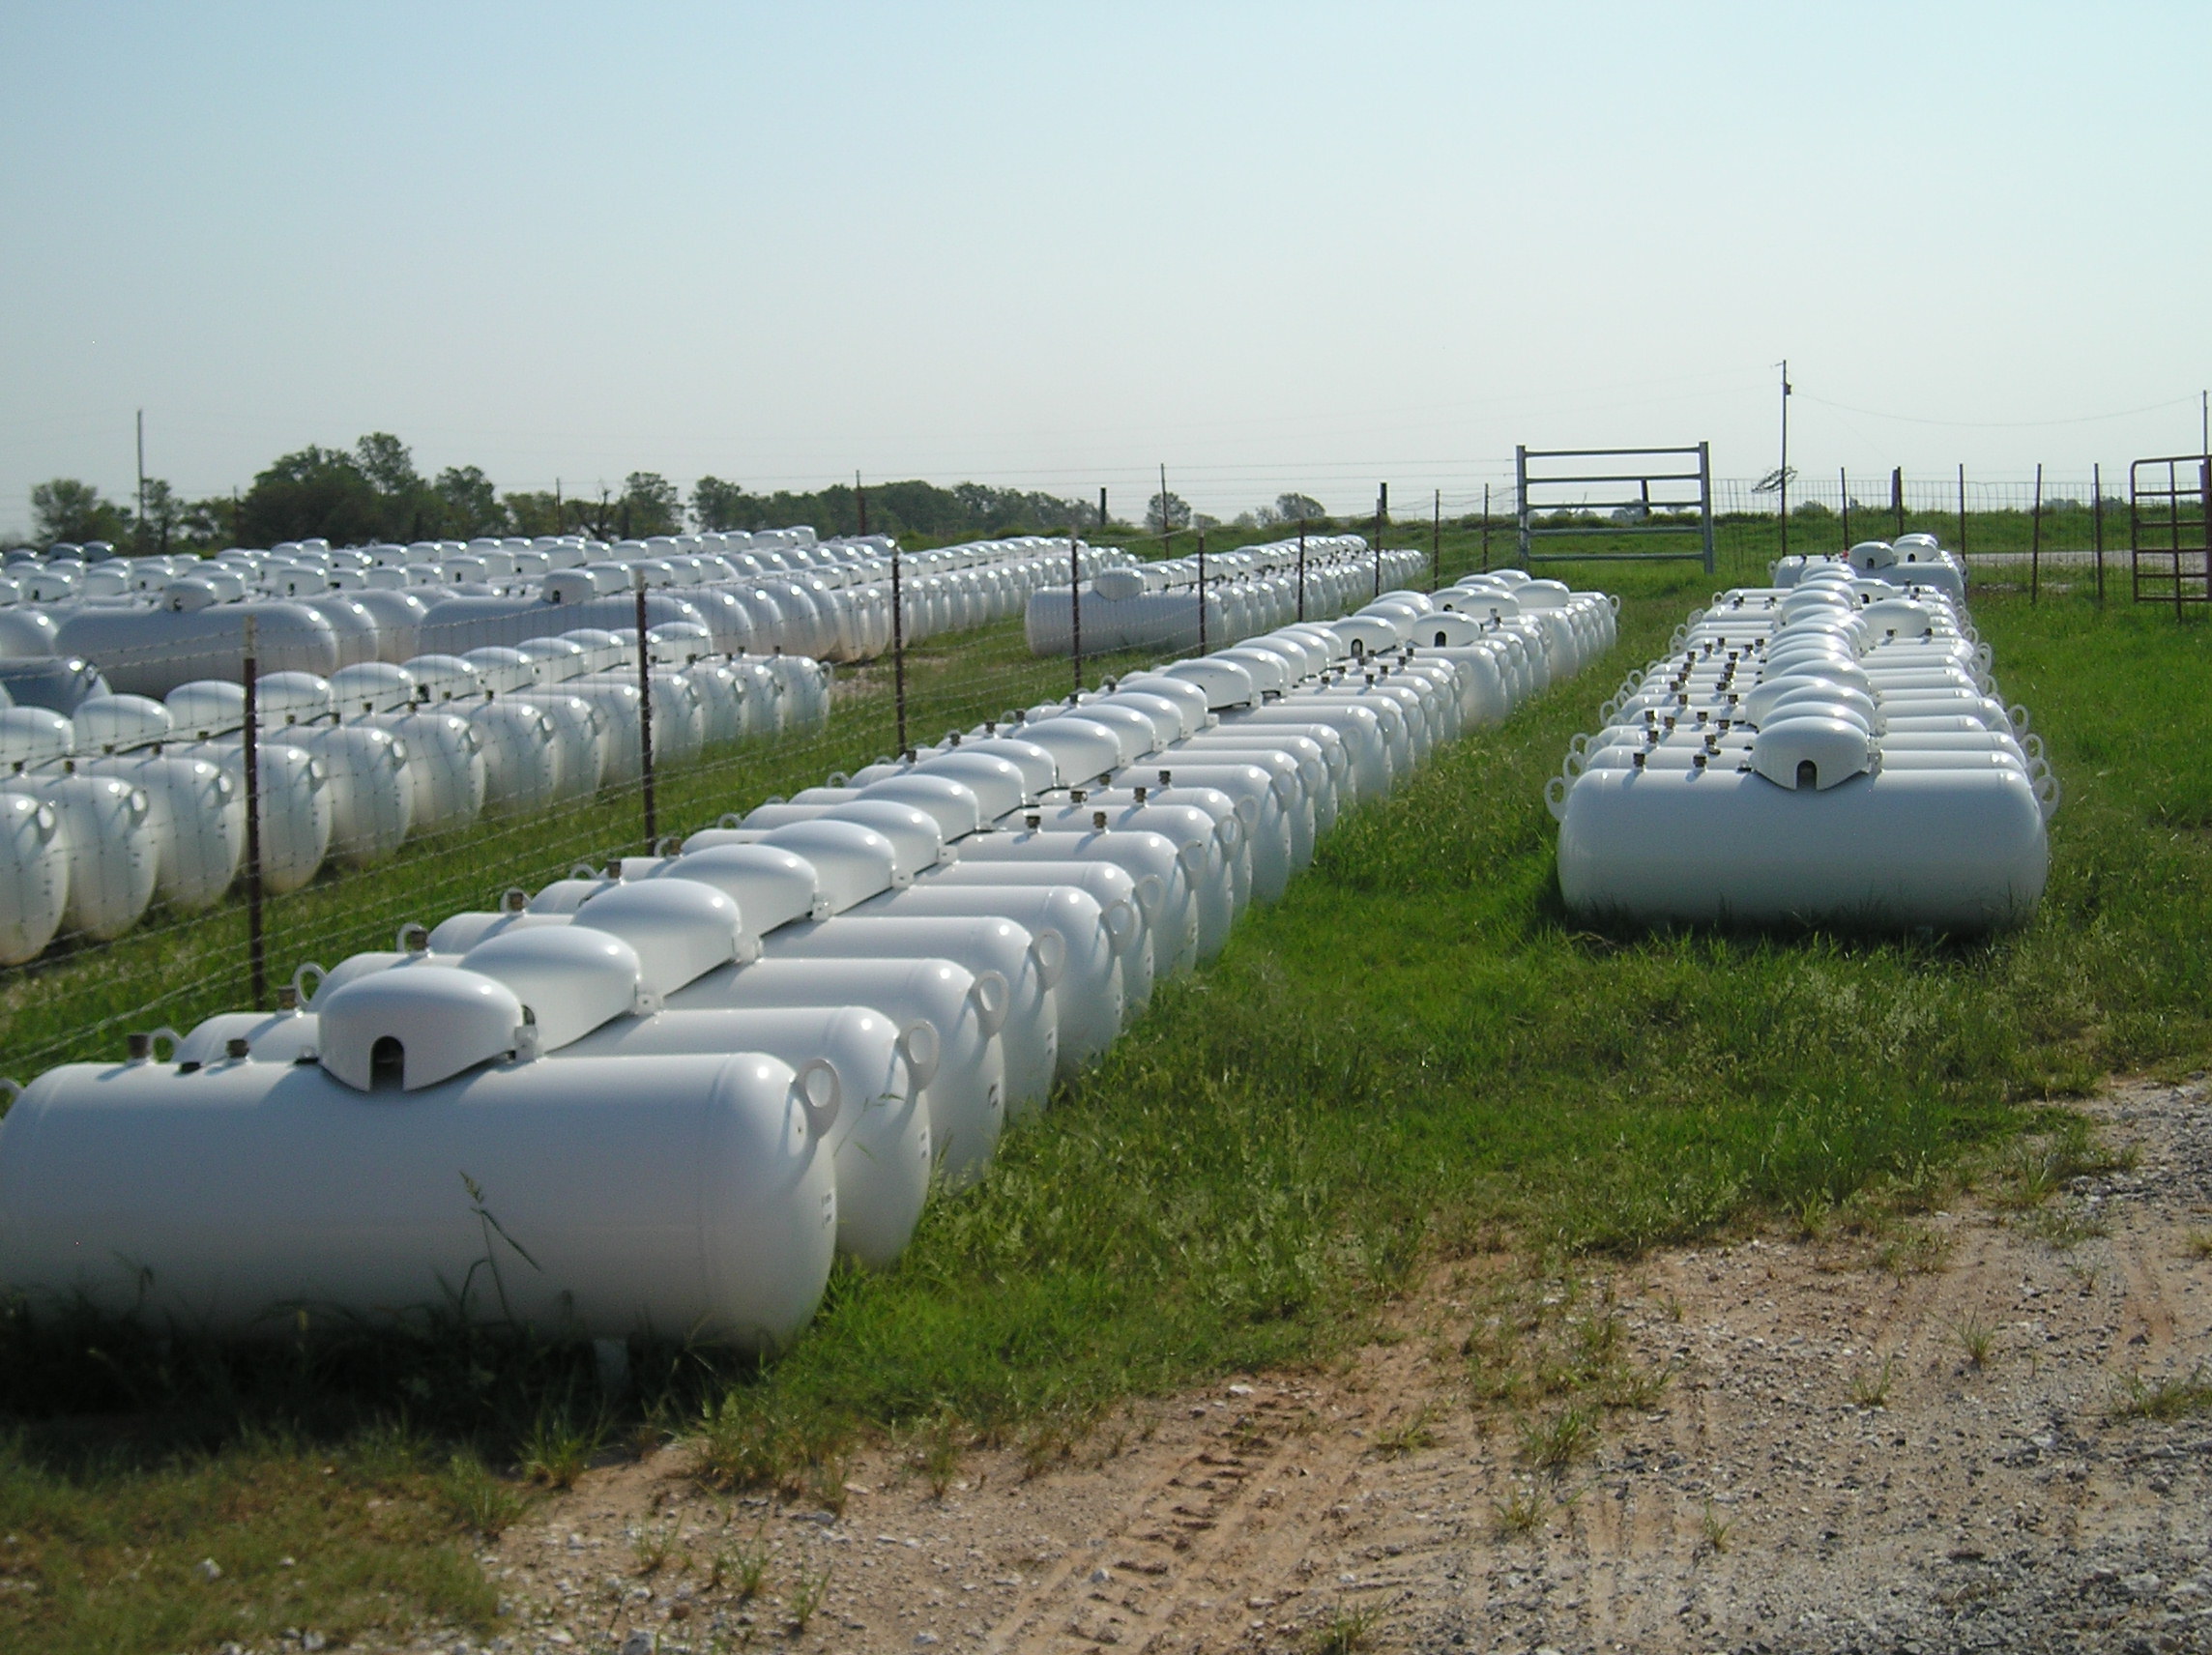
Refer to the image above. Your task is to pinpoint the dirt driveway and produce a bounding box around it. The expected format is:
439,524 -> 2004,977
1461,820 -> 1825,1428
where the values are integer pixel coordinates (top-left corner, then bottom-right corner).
464,1078 -> 2212,1655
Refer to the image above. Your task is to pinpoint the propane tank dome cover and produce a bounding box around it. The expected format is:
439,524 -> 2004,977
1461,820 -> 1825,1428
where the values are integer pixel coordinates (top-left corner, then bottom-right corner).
655,843 -> 819,934
1749,715 -> 1876,793
318,968 -> 525,1091
758,819 -> 899,912
571,878 -> 747,995
461,924 -> 644,1049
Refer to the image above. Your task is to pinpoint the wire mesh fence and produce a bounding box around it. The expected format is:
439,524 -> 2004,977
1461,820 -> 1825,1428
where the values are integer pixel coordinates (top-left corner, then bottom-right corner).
3,461 -> 2196,1077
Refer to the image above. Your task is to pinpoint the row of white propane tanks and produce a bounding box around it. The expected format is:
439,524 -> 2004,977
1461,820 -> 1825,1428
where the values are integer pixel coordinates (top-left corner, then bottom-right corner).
1024,535 -> 1427,656
0,625 -> 831,963
1,531 -> 1133,700
0,569 -> 1616,1351
1546,535 -> 2056,930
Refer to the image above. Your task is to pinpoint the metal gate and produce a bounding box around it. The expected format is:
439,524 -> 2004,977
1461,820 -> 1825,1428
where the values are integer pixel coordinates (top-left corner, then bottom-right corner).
1516,443 -> 1714,573
2131,453 -> 2211,614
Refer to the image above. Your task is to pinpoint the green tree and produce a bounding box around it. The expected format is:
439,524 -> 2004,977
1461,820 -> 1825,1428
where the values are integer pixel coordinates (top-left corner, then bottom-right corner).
178,494 -> 239,553
620,472 -> 682,538
31,479 -> 133,546
134,478 -> 185,553
502,490 -> 567,537
354,432 -> 440,540
1276,492 -> 1326,524
692,476 -> 751,531
237,446 -> 386,546
1145,490 -> 1191,534
434,465 -> 508,537
354,433 -> 422,500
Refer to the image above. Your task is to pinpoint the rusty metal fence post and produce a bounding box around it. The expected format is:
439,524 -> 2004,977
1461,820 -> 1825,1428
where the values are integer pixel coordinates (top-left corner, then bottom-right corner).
2030,463 -> 2044,605
891,541 -> 907,752
635,573 -> 656,847
1195,530 -> 1207,653
241,616 -> 266,1009
2093,463 -> 2106,604
1069,528 -> 1083,696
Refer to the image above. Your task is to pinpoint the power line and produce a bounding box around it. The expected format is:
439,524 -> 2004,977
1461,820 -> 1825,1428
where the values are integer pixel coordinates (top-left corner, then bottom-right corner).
1794,392 -> 2197,430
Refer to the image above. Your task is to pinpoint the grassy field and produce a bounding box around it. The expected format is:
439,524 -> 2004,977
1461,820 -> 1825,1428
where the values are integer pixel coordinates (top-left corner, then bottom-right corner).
3,536 -> 2208,1652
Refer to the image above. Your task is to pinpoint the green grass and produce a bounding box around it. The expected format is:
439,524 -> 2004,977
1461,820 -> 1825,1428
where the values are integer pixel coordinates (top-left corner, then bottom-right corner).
4,536 -> 2211,1649
2110,1366 -> 2212,1423
0,1428 -> 499,1655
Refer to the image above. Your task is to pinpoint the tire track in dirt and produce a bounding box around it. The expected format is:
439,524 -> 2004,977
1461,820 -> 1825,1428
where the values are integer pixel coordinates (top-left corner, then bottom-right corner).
467,1079 -> 2212,1655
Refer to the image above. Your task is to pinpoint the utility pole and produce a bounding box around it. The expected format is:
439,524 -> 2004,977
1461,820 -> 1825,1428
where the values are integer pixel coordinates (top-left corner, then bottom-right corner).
134,410 -> 146,553
1432,488 -> 1441,589
1099,486 -> 1108,534
1159,462 -> 1171,555
1296,518 -> 1307,621
1778,359 -> 1792,560
856,470 -> 867,537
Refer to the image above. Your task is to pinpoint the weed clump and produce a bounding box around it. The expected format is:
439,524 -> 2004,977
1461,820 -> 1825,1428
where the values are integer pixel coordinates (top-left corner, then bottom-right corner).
2110,1366 -> 2212,1423
1491,1483 -> 1549,1538
436,1450 -> 529,1536
1308,1602 -> 1382,1653
1952,1313 -> 2000,1370
1848,1355 -> 1898,1409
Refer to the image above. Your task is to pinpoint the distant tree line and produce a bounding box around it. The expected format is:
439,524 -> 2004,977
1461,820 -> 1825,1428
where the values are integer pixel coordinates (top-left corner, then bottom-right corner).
16,433 -> 1117,553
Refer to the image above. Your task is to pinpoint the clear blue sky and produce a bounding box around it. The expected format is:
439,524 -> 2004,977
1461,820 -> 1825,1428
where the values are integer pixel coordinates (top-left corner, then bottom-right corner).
2,1 -> 2206,532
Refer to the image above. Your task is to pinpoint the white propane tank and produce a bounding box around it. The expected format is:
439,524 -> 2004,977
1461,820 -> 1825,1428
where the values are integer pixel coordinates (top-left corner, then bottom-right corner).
760,915 -> 1059,1116
1026,799 -> 1237,955
1555,763 -> 2048,930
179,740 -> 333,894
668,956 -> 1005,1187
82,752 -> 241,912
73,694 -> 174,753
30,770 -> 158,940
647,843 -> 822,932
0,707 -> 75,770
329,662 -> 420,716
299,723 -> 412,866
849,883 -> 1128,1072
921,858 -> 1154,1016
1137,749 -> 1314,873
568,878 -> 752,995
1219,705 -> 1390,803
1171,731 -> 1340,836
366,710 -> 485,833
905,750 -> 1033,818
0,1050 -> 837,1349
469,700 -> 562,813
0,791 -> 69,962
947,825 -> 1198,979
564,1005 -> 931,1269
1066,778 -> 1264,906
507,690 -> 605,799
